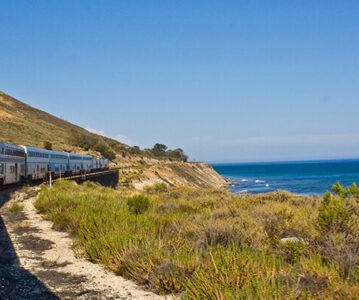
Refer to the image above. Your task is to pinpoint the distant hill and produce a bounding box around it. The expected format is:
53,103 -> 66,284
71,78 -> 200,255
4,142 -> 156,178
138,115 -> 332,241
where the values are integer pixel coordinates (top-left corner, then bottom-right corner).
0,91 -> 128,159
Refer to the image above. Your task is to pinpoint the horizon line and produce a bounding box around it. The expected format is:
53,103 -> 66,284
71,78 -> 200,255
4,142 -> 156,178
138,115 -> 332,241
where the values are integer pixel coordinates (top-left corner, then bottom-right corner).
208,157 -> 359,165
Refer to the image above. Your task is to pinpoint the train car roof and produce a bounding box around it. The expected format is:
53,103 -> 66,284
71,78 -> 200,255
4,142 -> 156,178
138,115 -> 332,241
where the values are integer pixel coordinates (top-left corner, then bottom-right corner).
20,145 -> 53,154
48,150 -> 69,156
0,141 -> 26,151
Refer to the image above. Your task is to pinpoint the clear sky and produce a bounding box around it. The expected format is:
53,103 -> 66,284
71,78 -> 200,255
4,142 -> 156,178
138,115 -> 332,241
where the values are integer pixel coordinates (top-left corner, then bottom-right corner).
1,0 -> 358,162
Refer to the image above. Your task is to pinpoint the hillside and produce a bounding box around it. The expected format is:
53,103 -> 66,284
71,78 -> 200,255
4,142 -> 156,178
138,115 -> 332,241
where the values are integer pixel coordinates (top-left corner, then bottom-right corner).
0,91 -> 128,157
0,91 -> 227,189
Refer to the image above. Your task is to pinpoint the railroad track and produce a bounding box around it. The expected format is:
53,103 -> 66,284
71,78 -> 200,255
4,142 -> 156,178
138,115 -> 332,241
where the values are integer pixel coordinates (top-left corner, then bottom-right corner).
0,182 -> 22,192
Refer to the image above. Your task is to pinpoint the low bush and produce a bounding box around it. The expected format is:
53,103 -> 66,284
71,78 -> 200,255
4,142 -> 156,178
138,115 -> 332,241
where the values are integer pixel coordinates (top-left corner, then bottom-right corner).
127,195 -> 150,215
282,240 -> 306,263
145,183 -> 168,194
318,192 -> 353,232
8,202 -> 23,213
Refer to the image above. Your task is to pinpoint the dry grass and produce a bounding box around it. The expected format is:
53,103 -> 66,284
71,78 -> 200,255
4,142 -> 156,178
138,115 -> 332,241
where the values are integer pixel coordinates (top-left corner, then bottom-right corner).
35,181 -> 359,298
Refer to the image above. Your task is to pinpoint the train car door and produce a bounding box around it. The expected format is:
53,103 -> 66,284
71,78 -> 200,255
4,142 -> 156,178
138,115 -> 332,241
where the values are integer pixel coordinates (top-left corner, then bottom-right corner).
15,163 -> 18,182
6,163 -> 15,184
0,163 -> 5,185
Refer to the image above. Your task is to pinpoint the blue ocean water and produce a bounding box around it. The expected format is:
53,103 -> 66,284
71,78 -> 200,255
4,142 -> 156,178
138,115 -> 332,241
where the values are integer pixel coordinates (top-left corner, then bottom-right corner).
212,159 -> 359,195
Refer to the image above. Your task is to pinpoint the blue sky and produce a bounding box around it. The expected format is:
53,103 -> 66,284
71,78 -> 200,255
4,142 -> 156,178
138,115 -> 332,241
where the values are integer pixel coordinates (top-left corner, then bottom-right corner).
1,0 -> 358,162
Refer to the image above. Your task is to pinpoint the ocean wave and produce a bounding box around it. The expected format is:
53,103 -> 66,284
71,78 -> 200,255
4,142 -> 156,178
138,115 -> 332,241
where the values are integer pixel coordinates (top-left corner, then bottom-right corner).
240,179 -> 248,182
255,180 -> 265,183
239,189 -> 248,193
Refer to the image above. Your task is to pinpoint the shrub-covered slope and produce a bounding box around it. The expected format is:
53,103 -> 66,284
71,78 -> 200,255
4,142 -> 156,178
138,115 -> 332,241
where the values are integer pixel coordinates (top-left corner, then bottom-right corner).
36,181 -> 359,299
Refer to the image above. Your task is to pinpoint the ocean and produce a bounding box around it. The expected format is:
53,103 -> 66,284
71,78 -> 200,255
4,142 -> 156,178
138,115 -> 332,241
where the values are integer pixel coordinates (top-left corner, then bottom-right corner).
212,159 -> 359,195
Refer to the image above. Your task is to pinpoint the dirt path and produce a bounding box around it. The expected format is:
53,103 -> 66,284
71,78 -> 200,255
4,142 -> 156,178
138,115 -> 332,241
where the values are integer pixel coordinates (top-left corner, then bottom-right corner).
0,188 -> 169,299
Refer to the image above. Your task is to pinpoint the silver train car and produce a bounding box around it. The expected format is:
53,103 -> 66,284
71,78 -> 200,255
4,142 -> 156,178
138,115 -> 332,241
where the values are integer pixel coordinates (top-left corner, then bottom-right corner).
83,154 -> 93,173
49,150 -> 70,176
0,140 -> 110,186
21,146 -> 51,181
0,142 -> 26,185
69,153 -> 83,175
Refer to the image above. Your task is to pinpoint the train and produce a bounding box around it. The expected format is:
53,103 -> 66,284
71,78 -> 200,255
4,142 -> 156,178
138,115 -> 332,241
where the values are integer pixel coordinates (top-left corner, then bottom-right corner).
0,141 -> 109,186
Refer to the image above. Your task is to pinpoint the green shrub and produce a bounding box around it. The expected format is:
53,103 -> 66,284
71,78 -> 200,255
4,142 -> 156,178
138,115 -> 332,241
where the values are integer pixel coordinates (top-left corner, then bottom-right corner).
93,143 -> 116,160
332,182 -> 359,200
282,240 -> 306,263
145,183 -> 168,194
43,141 -> 53,150
348,183 -> 359,200
127,195 -> 150,215
318,192 -> 353,232
8,202 -> 24,213
150,143 -> 188,162
71,131 -> 116,160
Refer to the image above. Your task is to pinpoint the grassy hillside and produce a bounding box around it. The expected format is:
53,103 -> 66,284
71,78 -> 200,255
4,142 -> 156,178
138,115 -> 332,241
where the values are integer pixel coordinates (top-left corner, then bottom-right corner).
35,181 -> 359,299
0,91 -> 128,158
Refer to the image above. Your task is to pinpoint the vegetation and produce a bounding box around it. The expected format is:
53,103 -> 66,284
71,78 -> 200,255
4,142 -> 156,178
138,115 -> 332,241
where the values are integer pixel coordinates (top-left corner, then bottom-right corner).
8,202 -> 24,213
35,181 -> 359,298
71,131 -> 117,160
147,143 -> 188,162
127,195 -> 151,215
43,141 -> 53,150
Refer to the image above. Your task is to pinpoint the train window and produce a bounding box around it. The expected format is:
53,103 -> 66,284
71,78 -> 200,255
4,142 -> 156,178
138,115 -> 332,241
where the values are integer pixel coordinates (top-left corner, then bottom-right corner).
29,151 -> 49,158
0,148 -> 4,155
70,156 -> 82,160
9,166 -> 16,174
51,154 -> 68,159
0,164 -> 4,174
4,148 -> 25,157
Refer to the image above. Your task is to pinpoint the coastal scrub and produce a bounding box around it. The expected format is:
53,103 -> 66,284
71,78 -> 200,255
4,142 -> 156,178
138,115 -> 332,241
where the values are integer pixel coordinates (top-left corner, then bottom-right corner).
35,181 -> 359,299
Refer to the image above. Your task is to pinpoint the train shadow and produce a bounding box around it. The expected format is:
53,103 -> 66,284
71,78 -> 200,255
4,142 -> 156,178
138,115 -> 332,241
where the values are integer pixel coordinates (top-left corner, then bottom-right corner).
0,190 -> 59,300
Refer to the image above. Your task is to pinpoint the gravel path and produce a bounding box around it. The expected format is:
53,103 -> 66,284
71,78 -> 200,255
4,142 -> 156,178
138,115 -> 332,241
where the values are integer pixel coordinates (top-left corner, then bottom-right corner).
0,188 -> 169,300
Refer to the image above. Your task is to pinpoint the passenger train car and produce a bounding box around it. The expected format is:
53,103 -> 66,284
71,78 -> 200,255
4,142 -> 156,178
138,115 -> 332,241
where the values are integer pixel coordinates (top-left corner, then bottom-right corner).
83,154 -> 93,173
0,142 -> 26,185
49,150 -> 70,176
21,146 -> 51,181
69,153 -> 83,175
0,141 -> 110,186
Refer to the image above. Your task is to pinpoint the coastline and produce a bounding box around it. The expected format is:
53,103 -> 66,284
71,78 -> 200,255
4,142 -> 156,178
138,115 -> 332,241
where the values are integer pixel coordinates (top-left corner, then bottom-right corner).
212,160 -> 359,196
